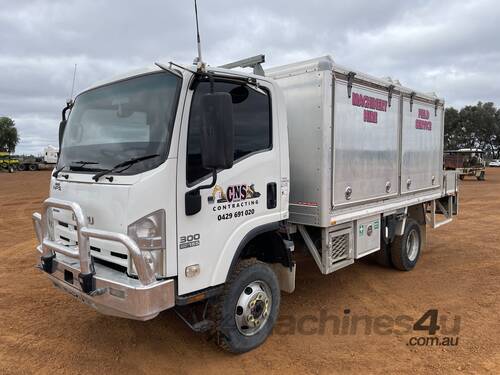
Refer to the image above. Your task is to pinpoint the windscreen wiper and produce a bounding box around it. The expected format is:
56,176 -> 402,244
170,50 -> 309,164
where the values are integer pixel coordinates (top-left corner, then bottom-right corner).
92,154 -> 159,182
72,160 -> 99,167
53,161 -> 101,177
69,160 -> 100,172
52,165 -> 66,178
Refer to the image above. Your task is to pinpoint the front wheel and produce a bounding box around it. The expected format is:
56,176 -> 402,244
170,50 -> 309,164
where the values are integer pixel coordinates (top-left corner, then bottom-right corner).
476,171 -> 485,181
210,258 -> 280,353
391,219 -> 422,271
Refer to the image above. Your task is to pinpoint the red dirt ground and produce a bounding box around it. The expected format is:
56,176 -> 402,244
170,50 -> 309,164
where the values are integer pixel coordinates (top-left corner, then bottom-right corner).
0,169 -> 499,374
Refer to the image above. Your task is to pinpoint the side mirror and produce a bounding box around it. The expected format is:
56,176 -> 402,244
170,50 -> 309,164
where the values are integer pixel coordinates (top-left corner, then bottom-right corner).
200,92 -> 234,170
58,120 -> 67,150
185,92 -> 234,216
58,100 -> 73,151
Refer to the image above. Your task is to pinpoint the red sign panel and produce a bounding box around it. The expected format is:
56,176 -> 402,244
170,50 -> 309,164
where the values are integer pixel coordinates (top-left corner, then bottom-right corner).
351,92 -> 388,124
416,108 -> 432,131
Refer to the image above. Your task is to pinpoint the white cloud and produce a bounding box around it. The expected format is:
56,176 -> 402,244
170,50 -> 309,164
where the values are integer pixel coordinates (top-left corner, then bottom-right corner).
0,0 -> 498,154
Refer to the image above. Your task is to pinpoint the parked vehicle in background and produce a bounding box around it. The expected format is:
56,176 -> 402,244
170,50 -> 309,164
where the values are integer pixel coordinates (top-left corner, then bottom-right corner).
32,55 -> 459,353
489,159 -> 500,167
43,145 -> 58,164
444,149 -> 486,180
17,145 -> 58,171
0,151 -> 19,173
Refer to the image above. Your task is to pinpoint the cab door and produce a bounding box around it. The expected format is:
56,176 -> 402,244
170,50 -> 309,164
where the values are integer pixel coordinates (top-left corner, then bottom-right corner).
176,78 -> 282,295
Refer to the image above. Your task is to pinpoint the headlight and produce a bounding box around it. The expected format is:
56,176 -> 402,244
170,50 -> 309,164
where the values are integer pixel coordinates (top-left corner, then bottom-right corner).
127,210 -> 165,277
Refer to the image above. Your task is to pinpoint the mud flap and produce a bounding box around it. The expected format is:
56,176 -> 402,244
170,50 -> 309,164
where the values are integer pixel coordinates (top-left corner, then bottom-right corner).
270,263 -> 296,293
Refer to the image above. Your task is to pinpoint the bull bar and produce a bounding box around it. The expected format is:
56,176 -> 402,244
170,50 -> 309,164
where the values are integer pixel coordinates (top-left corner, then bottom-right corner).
32,197 -> 175,320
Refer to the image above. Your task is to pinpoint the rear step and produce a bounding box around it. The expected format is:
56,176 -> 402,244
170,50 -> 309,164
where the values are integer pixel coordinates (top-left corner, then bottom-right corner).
426,196 -> 456,228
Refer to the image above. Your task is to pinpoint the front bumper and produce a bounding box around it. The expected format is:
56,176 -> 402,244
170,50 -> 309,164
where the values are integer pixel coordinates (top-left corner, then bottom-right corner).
33,197 -> 175,321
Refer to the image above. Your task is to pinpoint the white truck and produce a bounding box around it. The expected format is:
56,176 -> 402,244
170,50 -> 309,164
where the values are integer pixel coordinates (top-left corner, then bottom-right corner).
32,55 -> 458,353
17,145 -> 58,171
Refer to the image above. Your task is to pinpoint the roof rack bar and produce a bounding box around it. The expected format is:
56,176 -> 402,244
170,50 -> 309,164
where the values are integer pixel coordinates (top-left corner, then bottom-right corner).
219,54 -> 265,76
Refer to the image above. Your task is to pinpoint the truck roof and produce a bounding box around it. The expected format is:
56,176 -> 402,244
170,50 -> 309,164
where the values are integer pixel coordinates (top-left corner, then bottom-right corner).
79,55 -> 443,105
81,66 -> 163,93
80,63 -> 274,96
267,55 -> 444,104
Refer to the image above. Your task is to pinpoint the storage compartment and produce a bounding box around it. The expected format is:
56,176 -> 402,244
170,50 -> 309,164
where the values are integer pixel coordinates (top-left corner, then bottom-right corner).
332,76 -> 399,206
268,56 -> 445,228
354,214 -> 381,258
400,98 -> 444,193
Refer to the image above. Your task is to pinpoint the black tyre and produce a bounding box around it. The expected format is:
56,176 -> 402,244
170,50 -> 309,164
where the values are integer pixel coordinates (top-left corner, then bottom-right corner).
17,164 -> 26,171
459,175 -> 465,180
476,171 -> 485,181
210,258 -> 280,353
391,218 -> 422,271
28,164 -> 38,171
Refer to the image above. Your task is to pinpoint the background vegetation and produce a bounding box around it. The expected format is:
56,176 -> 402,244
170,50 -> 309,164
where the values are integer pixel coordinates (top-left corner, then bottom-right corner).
444,102 -> 500,158
0,117 -> 20,153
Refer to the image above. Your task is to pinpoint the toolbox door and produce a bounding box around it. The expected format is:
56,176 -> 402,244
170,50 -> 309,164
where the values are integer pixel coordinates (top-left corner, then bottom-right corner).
332,78 -> 400,207
400,96 -> 444,194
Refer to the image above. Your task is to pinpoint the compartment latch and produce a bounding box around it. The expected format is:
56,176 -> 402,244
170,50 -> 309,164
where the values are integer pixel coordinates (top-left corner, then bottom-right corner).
347,71 -> 356,98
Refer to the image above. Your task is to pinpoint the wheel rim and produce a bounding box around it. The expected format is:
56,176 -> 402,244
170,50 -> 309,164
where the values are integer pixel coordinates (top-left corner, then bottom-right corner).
234,280 -> 272,336
406,229 -> 420,262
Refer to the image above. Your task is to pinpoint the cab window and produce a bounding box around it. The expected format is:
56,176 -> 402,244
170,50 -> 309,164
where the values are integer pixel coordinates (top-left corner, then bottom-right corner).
186,81 -> 272,185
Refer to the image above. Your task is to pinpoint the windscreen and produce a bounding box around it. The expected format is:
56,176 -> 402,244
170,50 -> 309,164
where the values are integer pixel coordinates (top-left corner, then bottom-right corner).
58,71 -> 181,175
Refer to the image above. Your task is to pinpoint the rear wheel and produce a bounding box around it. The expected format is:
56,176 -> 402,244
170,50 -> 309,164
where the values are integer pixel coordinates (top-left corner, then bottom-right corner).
391,219 -> 422,271
210,258 -> 280,353
28,164 -> 38,171
17,164 -> 26,171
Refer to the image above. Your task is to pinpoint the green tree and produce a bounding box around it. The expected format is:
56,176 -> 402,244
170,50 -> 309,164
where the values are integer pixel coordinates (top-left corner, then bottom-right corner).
444,107 -> 460,149
459,102 -> 496,150
444,102 -> 500,158
0,117 -> 20,153
493,108 -> 500,158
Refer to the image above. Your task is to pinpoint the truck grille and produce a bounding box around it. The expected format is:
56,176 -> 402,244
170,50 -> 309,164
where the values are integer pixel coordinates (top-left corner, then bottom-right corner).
52,209 -> 129,268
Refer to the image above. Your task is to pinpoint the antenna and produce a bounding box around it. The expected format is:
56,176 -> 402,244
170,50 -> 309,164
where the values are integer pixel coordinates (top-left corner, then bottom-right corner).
69,63 -> 77,101
193,0 -> 206,72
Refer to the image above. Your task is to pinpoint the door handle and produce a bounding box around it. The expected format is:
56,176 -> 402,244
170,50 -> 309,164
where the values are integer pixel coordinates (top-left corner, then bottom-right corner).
267,182 -> 277,209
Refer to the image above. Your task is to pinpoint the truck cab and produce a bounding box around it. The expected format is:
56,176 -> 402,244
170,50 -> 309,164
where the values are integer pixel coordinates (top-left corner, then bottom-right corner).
33,63 -> 292,352
43,145 -> 59,164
